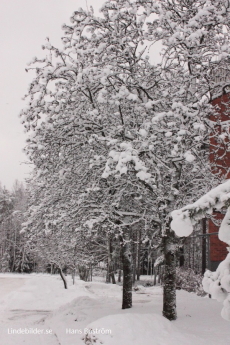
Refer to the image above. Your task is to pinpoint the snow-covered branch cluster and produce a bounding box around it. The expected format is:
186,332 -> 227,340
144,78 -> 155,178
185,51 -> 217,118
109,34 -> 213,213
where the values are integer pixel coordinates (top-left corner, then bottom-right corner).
203,252 -> 230,320
171,179 -> 230,241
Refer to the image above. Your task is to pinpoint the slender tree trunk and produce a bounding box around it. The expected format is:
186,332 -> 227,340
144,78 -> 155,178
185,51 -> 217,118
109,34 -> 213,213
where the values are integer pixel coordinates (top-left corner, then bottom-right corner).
109,261 -> 116,284
132,230 -> 137,284
59,267 -> 68,289
157,266 -> 161,284
153,266 -> 157,286
118,247 -> 122,283
162,230 -> 177,321
72,267 -> 76,285
110,267 -> 116,284
121,223 -> 133,309
106,235 -> 116,284
12,224 -> 17,271
118,269 -> 122,283
150,258 -> 153,278
106,266 -> 110,283
136,228 -> 141,281
202,218 -> 207,274
106,234 -> 111,283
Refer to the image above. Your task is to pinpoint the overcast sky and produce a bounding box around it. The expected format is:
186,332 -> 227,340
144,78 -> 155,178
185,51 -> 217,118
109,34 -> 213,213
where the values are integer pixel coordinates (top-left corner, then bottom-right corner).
0,0 -> 106,190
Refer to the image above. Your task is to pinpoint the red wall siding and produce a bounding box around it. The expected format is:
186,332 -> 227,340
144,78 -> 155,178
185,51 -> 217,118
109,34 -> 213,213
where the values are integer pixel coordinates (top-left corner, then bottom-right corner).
209,94 -> 230,262
208,214 -> 228,262
210,94 -> 230,177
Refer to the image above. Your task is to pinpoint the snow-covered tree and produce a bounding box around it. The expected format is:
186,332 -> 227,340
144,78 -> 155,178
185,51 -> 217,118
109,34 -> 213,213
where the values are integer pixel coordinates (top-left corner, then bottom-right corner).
20,0 -> 230,319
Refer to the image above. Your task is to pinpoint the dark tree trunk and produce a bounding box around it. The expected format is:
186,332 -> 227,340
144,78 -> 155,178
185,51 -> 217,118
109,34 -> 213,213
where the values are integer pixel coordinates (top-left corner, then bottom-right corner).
202,218 -> 207,274
111,271 -> 116,284
153,266 -> 157,286
136,228 -> 141,281
157,266 -> 161,284
162,231 -> 177,321
132,230 -> 137,284
59,268 -> 67,289
118,247 -> 122,283
106,267 -> 110,283
90,265 -> 93,282
121,225 -> 133,309
106,235 -> 116,284
118,269 -> 122,283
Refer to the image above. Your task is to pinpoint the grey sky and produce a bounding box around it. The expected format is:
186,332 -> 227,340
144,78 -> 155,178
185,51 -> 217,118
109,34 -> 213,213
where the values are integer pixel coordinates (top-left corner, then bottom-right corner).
0,0 -> 105,190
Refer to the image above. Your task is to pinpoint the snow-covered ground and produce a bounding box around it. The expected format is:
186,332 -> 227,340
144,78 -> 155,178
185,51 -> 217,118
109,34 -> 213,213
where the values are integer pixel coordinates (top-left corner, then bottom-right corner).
0,273 -> 229,345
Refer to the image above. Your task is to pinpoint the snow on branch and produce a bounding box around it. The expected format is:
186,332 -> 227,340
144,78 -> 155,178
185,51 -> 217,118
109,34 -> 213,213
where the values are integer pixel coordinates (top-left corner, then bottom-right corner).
171,180 -> 230,240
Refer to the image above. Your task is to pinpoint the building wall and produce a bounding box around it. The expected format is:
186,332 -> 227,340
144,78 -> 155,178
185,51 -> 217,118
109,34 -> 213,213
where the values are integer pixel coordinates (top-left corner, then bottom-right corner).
208,214 -> 228,270
209,94 -> 230,269
210,93 -> 230,177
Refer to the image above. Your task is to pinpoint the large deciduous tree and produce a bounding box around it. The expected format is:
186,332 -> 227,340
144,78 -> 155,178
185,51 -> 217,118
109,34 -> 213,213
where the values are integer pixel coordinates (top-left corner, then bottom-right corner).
21,0 -> 230,319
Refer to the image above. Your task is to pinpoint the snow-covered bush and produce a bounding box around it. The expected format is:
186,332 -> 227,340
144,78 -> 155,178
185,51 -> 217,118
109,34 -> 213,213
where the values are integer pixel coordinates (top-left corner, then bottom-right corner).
202,251 -> 230,320
176,267 -> 206,296
171,182 -> 230,320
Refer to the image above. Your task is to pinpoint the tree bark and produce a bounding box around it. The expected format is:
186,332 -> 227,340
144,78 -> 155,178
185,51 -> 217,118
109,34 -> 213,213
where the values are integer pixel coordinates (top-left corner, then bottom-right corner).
162,232 -> 177,321
72,267 -> 76,285
132,232 -> 137,284
202,218 -> 207,274
118,269 -> 122,283
157,266 -> 161,284
153,266 -> 157,285
136,228 -> 141,281
121,225 -> 133,309
106,235 -> 116,284
59,267 -> 68,289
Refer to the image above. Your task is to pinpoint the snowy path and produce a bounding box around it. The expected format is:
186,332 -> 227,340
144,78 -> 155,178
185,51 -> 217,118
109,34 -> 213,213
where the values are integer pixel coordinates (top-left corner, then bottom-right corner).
0,274 -> 64,345
0,274 -> 229,345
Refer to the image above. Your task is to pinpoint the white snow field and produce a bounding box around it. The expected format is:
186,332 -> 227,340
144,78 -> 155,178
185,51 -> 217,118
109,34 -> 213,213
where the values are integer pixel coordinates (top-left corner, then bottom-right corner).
0,273 -> 229,345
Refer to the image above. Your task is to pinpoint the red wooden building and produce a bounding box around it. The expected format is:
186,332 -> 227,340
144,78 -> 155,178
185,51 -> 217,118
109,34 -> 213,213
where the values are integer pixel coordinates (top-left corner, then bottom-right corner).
208,93 -> 230,270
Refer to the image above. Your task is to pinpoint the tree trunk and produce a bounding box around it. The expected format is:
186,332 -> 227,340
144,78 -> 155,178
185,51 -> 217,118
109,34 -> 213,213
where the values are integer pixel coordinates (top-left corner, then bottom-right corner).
153,266 -> 157,286
106,267 -> 110,283
132,238 -> 137,284
106,235 -> 116,284
121,226 -> 133,309
111,270 -> 116,284
72,267 -> 76,285
59,267 -> 67,289
118,269 -> 122,283
162,231 -> 177,321
136,228 -> 141,281
90,264 -> 93,282
202,218 -> 207,274
157,266 -> 161,284
118,247 -> 122,283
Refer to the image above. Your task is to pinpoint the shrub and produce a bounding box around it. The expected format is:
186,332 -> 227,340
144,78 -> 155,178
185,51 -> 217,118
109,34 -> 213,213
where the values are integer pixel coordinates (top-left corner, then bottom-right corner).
176,267 -> 206,296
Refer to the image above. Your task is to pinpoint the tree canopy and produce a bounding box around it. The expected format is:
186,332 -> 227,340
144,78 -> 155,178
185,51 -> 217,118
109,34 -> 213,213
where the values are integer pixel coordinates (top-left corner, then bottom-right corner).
20,0 -> 230,320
